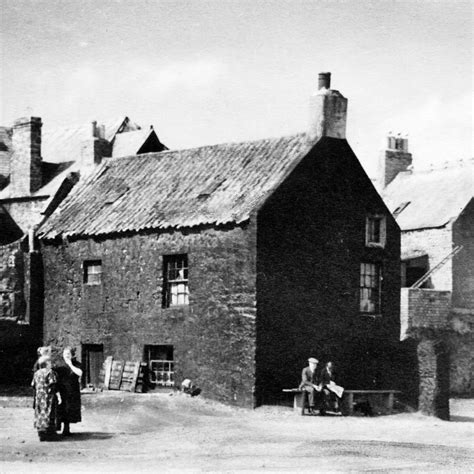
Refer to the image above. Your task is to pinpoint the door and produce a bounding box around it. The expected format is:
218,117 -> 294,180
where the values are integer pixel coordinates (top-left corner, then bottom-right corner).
82,344 -> 104,388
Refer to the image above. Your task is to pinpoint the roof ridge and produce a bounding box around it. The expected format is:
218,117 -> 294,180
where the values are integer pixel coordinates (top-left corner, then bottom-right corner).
106,131 -> 309,163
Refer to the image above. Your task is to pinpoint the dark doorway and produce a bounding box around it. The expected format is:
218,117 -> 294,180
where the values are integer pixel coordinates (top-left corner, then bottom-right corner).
143,345 -> 174,388
82,344 -> 104,388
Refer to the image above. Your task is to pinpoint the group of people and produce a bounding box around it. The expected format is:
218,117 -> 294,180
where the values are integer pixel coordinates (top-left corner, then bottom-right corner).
32,346 -> 82,441
300,357 -> 343,415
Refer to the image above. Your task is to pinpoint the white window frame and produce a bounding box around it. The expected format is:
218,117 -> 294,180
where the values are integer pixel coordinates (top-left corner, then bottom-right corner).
83,260 -> 102,286
163,254 -> 189,307
365,215 -> 386,248
359,262 -> 382,315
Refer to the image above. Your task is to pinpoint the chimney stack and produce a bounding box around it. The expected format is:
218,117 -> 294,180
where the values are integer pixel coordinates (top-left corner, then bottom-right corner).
318,72 -> 331,90
309,72 -> 348,142
10,117 -> 43,195
80,120 -> 111,167
379,132 -> 412,188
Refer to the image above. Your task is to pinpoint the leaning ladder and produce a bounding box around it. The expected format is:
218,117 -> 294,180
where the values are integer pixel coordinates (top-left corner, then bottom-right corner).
411,245 -> 463,289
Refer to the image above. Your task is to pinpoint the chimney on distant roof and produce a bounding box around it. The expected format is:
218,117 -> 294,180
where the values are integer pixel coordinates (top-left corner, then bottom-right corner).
379,132 -> 412,188
80,120 -> 111,167
308,72 -> 348,142
10,117 -> 43,195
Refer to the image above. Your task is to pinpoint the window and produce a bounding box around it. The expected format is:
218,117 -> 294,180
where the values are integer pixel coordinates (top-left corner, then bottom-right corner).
83,260 -> 102,285
366,215 -> 386,247
144,345 -> 174,387
360,263 -> 382,314
163,254 -> 189,307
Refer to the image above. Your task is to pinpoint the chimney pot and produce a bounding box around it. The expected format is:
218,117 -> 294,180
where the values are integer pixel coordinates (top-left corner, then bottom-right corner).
318,72 -> 331,90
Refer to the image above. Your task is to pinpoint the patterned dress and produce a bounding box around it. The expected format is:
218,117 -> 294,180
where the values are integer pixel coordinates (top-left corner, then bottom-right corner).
33,368 -> 58,432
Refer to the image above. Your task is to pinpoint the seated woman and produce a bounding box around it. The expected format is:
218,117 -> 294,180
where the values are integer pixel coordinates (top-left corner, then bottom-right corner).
32,356 -> 61,441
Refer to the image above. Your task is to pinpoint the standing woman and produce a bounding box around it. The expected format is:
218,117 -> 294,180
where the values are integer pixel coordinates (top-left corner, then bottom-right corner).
33,356 -> 61,441
56,347 -> 82,436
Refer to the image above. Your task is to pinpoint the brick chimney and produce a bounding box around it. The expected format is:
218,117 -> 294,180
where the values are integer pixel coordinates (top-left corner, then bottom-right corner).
379,133 -> 412,188
10,117 -> 43,195
80,121 -> 111,167
308,72 -> 348,142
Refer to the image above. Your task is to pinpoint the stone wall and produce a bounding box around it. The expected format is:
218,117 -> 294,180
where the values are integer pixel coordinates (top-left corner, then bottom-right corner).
0,240 -> 41,383
448,309 -> 473,396
41,224 -> 257,407
400,288 -> 451,339
453,199 -> 474,309
255,139 -> 401,404
417,338 -> 450,420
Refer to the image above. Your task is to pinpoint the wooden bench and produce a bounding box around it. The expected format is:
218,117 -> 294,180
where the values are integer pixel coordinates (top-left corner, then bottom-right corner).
282,388 -> 401,415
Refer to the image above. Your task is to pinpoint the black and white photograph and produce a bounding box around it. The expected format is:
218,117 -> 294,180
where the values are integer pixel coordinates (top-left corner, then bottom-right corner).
0,0 -> 472,472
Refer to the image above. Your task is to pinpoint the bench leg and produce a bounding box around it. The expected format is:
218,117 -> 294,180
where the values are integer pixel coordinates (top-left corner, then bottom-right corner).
386,392 -> 394,414
347,393 -> 354,415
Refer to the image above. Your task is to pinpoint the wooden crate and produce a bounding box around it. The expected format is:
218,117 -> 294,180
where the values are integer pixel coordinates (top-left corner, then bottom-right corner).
108,360 -> 125,390
120,361 -> 141,392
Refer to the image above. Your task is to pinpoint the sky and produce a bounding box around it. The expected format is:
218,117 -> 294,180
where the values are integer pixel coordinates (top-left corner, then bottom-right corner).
0,0 -> 472,176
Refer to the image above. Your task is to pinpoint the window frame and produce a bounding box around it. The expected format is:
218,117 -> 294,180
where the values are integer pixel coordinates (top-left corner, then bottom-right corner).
365,214 -> 386,248
83,259 -> 103,286
359,262 -> 382,316
162,254 -> 189,308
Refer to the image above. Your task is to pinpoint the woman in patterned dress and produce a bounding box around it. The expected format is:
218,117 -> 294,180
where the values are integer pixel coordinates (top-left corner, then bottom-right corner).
56,347 -> 82,435
32,356 -> 61,441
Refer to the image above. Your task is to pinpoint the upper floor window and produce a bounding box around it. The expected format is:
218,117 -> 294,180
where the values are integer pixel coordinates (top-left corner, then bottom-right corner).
360,262 -> 382,314
83,260 -> 102,286
163,254 -> 189,307
366,215 -> 386,248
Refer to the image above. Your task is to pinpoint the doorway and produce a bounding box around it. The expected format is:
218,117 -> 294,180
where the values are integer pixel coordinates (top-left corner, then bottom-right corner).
82,344 -> 104,388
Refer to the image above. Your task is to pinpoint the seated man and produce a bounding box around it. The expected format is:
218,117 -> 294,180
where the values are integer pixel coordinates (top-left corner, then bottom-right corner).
320,361 -> 343,413
299,357 -> 323,415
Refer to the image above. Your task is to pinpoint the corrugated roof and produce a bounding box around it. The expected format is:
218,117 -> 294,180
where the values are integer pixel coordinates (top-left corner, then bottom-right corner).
112,128 -> 155,158
383,160 -> 473,230
39,133 -> 315,239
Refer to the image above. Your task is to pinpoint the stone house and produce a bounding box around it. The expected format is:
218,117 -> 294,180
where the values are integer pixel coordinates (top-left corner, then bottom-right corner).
0,116 -> 166,382
38,74 -> 402,407
381,138 -> 473,403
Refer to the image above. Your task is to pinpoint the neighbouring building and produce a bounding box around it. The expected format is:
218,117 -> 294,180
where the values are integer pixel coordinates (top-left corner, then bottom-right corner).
37,73 -> 402,407
381,136 -> 473,416
0,115 -> 166,382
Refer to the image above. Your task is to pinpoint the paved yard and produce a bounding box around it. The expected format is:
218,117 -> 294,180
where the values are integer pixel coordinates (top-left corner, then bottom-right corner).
0,392 -> 473,473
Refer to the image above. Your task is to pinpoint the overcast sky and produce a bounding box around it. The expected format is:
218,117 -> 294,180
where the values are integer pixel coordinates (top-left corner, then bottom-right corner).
1,0 -> 472,176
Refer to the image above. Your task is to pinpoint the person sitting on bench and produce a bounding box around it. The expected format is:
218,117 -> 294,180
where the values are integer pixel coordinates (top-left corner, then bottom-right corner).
299,357 -> 323,415
320,361 -> 343,413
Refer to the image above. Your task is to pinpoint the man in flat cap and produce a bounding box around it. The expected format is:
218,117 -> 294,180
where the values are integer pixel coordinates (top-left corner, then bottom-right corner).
299,357 -> 323,414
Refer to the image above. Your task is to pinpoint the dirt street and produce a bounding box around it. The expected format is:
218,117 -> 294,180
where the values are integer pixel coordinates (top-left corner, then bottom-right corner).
0,392 -> 473,473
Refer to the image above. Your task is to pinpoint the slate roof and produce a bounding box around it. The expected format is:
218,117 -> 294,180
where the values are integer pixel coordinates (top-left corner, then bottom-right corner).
383,160 -> 473,231
0,116 -> 146,200
0,161 -> 76,200
39,133 -> 315,239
